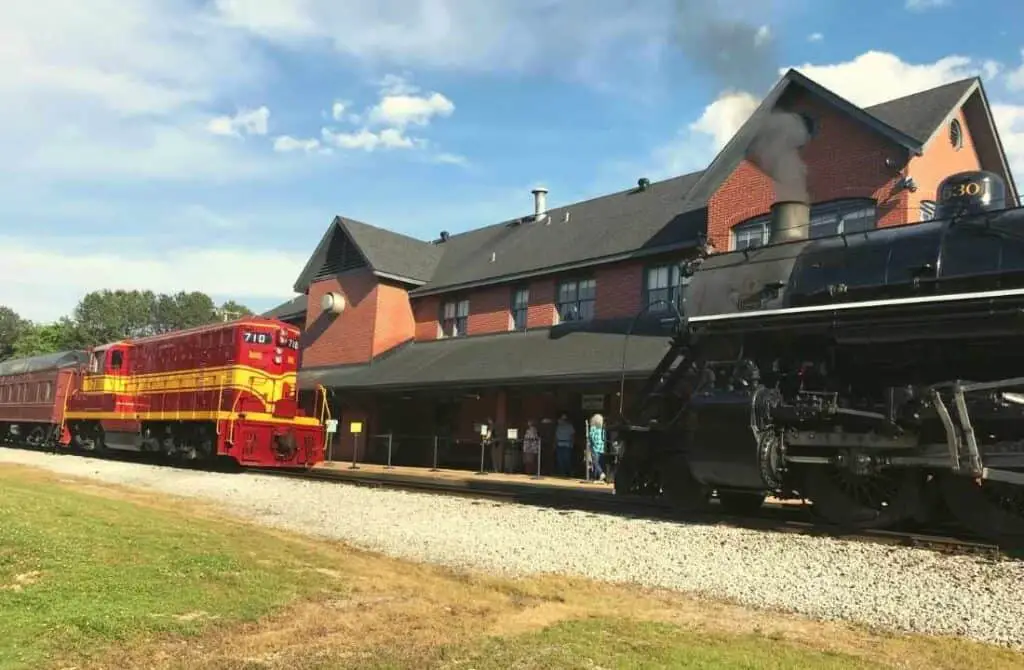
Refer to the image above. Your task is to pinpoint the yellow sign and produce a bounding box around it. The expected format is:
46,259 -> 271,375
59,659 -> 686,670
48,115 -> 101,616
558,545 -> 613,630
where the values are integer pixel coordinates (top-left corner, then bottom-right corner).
350,421 -> 363,434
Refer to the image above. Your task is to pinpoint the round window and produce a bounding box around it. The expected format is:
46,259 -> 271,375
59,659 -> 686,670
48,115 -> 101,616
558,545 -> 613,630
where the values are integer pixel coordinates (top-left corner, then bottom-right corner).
950,118 -> 963,150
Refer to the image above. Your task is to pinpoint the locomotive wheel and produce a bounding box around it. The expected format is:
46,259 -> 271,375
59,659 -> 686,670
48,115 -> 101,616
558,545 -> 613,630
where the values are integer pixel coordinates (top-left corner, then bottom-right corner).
660,453 -> 712,512
802,466 -> 923,530
937,473 -> 1024,547
26,427 -> 46,449
717,491 -> 767,516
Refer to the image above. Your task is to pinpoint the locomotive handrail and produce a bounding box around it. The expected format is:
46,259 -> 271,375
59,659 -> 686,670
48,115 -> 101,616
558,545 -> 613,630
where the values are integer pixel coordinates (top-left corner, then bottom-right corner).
616,297 -> 685,422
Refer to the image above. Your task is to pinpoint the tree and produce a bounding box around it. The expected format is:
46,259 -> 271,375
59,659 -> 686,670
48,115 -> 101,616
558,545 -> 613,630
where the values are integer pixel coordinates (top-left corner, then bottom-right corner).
216,300 -> 254,321
1,291 -> 256,359
0,306 -> 28,361
153,291 -> 217,333
8,320 -> 81,358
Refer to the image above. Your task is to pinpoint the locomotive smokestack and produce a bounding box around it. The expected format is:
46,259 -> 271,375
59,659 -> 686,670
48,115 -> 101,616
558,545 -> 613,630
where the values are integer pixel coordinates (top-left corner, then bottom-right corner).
768,200 -> 810,243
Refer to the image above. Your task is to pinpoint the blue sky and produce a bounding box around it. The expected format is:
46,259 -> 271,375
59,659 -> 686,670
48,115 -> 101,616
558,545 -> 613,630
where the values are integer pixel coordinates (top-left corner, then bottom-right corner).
2,0 -> 1023,322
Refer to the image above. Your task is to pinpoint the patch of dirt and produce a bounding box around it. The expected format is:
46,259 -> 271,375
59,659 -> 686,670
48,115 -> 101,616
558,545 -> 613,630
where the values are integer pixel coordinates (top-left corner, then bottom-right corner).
1,570 -> 42,592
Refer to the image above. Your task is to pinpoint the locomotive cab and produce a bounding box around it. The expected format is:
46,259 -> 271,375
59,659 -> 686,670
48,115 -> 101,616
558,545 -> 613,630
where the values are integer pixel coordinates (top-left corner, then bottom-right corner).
933,170 -> 1007,220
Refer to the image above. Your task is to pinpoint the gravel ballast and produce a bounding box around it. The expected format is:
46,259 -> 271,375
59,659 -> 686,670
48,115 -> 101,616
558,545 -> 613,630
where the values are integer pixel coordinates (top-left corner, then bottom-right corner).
4,447 -> 1024,648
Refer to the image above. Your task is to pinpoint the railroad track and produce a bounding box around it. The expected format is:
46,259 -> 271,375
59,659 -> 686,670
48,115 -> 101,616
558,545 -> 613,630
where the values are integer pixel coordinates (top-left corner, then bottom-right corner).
258,465 -> 1012,561
2,443 -> 1011,560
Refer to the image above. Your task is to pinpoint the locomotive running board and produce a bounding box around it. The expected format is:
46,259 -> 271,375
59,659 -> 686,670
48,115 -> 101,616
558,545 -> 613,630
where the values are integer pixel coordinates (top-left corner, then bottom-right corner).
688,286 -> 1024,324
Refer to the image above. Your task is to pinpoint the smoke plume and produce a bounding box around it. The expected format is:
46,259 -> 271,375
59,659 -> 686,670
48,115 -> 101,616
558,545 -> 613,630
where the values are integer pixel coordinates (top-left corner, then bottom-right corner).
671,0 -> 810,202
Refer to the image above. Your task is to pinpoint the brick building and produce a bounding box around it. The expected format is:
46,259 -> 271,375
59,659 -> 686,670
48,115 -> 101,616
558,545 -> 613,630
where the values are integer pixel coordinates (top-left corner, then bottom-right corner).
263,69 -> 1018,473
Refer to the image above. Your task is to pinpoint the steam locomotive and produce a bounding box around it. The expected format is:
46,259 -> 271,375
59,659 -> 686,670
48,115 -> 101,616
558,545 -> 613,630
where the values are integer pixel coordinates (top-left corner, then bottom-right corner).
616,169 -> 1024,546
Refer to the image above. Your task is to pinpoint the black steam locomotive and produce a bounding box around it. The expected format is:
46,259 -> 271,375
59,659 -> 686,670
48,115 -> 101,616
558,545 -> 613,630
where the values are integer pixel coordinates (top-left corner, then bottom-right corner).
617,169 -> 1024,545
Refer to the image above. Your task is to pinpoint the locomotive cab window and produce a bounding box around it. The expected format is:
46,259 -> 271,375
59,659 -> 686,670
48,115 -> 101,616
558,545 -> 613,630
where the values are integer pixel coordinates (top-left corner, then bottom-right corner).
110,350 -> 124,371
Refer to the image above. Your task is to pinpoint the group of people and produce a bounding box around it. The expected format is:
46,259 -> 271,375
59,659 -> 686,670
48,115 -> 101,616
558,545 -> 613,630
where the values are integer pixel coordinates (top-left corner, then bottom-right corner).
517,413 -> 615,483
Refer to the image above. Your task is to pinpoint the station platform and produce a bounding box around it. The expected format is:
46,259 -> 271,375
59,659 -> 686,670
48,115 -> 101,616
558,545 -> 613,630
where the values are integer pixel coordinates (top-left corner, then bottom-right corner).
313,461 -> 616,501
310,461 -> 801,508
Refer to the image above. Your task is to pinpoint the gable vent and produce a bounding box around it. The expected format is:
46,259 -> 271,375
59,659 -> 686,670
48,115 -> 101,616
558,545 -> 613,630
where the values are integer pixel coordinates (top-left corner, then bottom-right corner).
312,229 -> 367,282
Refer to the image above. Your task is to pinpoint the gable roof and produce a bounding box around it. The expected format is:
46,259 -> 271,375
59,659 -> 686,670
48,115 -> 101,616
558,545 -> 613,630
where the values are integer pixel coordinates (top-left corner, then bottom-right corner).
410,170 -> 708,296
262,294 -> 307,320
291,70 -> 1016,303
293,216 -> 444,293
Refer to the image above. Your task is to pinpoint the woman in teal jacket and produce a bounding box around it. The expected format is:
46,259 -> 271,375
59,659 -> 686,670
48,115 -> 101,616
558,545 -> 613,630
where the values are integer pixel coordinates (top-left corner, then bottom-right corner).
588,413 -> 607,482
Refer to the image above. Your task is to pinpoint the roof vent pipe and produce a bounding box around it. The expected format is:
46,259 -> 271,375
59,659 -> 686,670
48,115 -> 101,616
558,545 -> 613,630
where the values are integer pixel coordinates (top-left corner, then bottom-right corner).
531,187 -> 548,219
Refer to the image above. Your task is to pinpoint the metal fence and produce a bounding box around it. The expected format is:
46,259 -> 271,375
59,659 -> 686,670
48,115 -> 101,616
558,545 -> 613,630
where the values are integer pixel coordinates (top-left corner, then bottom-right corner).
326,431 -> 617,482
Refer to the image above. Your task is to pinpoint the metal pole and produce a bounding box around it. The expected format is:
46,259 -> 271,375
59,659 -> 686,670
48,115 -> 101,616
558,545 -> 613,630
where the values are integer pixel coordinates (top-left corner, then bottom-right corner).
531,442 -> 542,480
384,433 -> 394,470
475,438 -> 487,475
349,433 -> 360,470
430,435 -> 439,471
584,419 -> 591,483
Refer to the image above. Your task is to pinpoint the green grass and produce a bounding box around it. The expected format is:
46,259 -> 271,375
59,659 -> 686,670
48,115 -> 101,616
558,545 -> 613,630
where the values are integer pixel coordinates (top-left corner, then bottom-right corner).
361,618 -> 882,670
2,465 -> 1023,670
0,472 -> 343,670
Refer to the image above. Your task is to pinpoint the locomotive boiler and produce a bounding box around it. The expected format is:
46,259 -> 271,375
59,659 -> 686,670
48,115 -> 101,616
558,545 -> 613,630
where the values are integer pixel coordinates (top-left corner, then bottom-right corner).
616,170 -> 1024,545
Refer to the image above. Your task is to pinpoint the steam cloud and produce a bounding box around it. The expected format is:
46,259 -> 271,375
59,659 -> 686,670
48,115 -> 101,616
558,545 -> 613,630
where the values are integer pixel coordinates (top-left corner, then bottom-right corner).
671,0 -> 810,202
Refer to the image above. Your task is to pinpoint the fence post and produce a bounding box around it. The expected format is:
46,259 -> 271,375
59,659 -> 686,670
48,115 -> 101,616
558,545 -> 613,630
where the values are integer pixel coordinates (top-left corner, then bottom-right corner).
348,433 -> 360,470
384,433 -> 394,470
430,435 -> 439,472
475,438 -> 487,475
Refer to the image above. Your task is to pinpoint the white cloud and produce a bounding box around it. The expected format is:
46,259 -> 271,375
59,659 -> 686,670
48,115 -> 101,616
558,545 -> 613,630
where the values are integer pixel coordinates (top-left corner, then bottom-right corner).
206,106 -> 270,137
1007,50 -> 1024,92
905,0 -> 951,10
368,91 -> 455,128
273,135 -> 326,154
657,50 -> 1024,186
212,0 -> 677,88
0,236 -> 308,323
306,74 -> 454,157
321,127 -> 418,151
331,101 -> 348,121
808,33 -> 824,43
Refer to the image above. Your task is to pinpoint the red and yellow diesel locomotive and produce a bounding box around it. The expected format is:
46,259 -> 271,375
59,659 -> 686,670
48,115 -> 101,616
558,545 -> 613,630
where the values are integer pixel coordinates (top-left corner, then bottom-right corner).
0,316 -> 327,468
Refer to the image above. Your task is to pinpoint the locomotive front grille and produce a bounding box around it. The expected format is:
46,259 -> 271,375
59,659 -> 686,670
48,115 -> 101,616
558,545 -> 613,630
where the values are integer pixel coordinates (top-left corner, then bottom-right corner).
768,200 -> 811,244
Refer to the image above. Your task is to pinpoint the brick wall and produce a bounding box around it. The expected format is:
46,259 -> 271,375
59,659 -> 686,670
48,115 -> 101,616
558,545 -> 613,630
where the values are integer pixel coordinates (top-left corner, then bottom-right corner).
708,90 -> 910,249
467,284 -> 513,334
303,271 -> 380,367
373,280 -> 416,356
905,108 -> 982,219
595,261 -> 643,320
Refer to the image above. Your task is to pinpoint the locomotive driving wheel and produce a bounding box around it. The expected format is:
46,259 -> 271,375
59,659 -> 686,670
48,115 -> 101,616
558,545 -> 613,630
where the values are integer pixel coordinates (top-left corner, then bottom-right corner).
937,473 -> 1024,547
802,465 -> 923,530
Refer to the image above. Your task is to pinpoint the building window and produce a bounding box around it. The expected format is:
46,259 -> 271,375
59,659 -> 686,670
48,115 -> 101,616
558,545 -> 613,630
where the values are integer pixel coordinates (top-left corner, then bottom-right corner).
511,287 -> 529,331
441,299 -> 469,337
644,262 -> 686,313
920,200 -> 936,222
556,278 -> 596,322
731,198 -> 877,250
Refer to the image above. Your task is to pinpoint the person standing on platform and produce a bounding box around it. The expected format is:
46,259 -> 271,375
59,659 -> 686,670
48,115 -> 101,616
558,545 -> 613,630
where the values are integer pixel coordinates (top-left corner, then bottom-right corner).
588,413 -> 607,483
554,414 -> 575,476
522,420 -> 541,475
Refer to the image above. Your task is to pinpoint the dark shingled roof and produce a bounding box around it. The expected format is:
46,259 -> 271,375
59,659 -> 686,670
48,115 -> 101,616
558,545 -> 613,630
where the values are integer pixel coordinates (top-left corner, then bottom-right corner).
262,294 -> 307,320
293,217 -> 444,293
410,171 -> 708,296
298,318 -> 674,391
289,70 -> 1014,304
342,218 -> 444,284
865,78 -> 977,144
